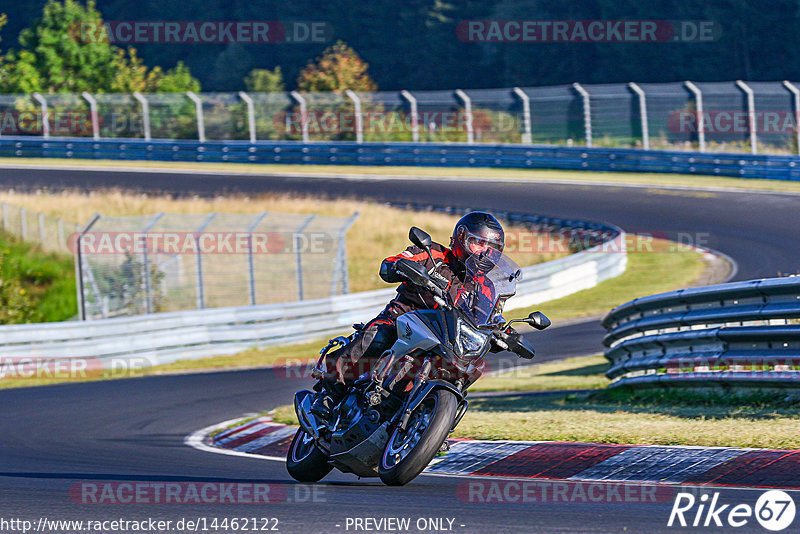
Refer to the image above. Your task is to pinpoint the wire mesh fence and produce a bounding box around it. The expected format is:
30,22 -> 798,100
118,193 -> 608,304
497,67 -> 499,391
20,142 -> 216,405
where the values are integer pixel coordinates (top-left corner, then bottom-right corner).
75,210 -> 358,320
3,80 -> 800,154
0,202 -> 78,254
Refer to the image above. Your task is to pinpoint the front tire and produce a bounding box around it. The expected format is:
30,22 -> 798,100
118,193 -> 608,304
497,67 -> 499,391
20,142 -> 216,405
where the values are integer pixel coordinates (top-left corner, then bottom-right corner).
379,389 -> 457,486
286,429 -> 332,482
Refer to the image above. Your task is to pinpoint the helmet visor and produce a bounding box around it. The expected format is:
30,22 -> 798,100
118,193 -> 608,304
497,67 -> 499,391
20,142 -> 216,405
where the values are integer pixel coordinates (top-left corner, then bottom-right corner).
464,231 -> 504,255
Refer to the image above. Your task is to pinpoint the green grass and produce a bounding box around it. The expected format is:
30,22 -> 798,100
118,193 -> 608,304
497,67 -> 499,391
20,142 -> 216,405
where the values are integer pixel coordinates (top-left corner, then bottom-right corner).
269,344 -> 800,449
5,157 -> 800,194
0,237 -> 709,389
0,338 -> 324,390
270,380 -> 800,449
513,237 -> 710,323
0,231 -> 76,323
473,355 -> 610,392
453,389 -> 800,449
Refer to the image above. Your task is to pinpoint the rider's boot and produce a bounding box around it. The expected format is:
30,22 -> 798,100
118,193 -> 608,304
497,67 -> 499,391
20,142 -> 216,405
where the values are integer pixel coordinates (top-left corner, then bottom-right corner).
310,380 -> 344,420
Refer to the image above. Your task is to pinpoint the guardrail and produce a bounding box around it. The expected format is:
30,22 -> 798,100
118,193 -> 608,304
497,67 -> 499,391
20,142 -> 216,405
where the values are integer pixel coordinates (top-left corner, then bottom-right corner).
3,136 -> 800,181
0,210 -> 625,370
603,276 -> 800,389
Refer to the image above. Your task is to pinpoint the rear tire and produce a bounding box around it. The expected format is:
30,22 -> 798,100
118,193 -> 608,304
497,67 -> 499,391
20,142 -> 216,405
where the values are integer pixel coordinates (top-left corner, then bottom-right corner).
379,389 -> 457,486
286,429 -> 332,483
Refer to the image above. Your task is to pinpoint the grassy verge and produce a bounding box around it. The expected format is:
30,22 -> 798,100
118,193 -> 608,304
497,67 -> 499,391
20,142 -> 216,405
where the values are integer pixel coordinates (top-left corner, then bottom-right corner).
0,338 -> 322,390
0,237 -> 709,389
0,231 -> 76,323
513,237 -> 711,323
4,158 -> 800,194
473,355 -> 610,392
451,389 -> 800,449
270,356 -> 800,449
0,191 -> 560,294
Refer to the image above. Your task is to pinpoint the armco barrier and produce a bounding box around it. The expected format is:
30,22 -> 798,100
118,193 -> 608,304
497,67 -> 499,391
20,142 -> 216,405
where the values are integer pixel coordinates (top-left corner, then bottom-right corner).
0,225 -> 625,370
603,277 -> 800,389
3,136 -> 800,181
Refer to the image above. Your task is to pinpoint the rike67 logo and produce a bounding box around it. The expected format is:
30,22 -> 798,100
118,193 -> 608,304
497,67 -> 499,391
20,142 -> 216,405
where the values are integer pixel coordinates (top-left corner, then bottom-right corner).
668,490 -> 796,531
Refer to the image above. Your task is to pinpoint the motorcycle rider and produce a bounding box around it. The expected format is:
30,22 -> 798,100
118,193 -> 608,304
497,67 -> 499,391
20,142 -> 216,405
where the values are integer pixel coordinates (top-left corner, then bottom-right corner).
310,211 -> 506,419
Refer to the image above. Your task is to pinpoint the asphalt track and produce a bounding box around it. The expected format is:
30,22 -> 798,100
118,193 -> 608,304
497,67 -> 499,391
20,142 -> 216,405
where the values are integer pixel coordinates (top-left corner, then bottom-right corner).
1,165 -> 800,533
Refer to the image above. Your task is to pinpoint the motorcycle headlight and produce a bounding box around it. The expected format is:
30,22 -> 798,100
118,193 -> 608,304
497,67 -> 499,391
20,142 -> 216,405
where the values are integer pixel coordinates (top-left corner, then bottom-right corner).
457,319 -> 489,356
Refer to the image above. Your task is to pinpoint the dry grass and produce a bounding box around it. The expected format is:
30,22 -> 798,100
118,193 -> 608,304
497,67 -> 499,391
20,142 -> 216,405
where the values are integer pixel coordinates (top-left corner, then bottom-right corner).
516,237 -> 710,323
473,355 -> 610,392
269,354 -> 800,449
5,158 -> 800,194
456,391 -> 800,449
0,190 -> 560,292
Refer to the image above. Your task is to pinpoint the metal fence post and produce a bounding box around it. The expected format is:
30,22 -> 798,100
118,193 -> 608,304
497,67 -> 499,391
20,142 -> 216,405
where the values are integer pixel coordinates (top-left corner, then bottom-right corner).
186,92 -> 205,143
572,83 -> 592,147
246,212 -> 269,306
684,81 -> 706,152
628,82 -> 649,150
2,203 -> 6,230
57,218 -> 64,249
132,92 -> 151,141
81,92 -> 100,140
345,89 -> 363,143
290,91 -> 309,142
193,212 -> 216,310
32,92 -> 50,138
238,91 -> 257,143
38,212 -> 45,246
455,89 -> 474,144
400,90 -> 419,142
75,213 -> 100,321
512,87 -> 532,144
783,81 -> 800,155
20,208 -> 27,240
736,80 -> 757,154
141,213 -> 164,314
294,215 -> 316,300
335,213 -> 359,295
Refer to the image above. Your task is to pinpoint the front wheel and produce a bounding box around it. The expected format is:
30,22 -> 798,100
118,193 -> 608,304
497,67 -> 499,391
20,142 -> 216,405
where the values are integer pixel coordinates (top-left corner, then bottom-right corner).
379,389 -> 458,486
286,429 -> 332,482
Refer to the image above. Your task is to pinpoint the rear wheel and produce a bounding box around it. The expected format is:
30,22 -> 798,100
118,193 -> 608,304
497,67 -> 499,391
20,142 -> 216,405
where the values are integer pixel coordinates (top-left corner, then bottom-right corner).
379,389 -> 457,486
286,429 -> 332,482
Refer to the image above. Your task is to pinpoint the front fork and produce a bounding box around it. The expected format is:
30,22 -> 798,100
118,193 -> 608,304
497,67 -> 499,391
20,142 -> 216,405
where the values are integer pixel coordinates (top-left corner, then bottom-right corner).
371,352 -> 468,433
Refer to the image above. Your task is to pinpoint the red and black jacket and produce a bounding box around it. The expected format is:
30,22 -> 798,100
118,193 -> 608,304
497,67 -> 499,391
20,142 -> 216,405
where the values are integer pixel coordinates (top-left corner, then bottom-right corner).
380,242 -> 491,318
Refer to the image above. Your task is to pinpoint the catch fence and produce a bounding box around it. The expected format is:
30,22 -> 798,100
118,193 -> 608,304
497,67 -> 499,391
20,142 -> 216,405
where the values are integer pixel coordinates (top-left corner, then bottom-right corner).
4,80 -> 800,154
74,211 -> 358,319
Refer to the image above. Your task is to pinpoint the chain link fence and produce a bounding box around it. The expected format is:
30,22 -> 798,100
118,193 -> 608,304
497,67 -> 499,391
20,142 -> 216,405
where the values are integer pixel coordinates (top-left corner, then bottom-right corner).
74,211 -> 358,320
5,80 -> 800,154
0,201 -> 78,254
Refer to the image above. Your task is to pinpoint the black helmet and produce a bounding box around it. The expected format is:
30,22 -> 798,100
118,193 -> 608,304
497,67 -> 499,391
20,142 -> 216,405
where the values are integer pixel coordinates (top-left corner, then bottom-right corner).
450,211 -> 505,262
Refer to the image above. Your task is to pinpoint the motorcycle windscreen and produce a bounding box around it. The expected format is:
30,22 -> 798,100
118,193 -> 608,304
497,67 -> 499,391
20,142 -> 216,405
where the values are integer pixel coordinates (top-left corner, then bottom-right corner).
457,250 -> 521,326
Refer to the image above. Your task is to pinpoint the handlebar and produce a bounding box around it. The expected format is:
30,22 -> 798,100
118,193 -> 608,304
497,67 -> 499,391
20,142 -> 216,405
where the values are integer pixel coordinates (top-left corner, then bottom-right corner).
395,258 -> 452,309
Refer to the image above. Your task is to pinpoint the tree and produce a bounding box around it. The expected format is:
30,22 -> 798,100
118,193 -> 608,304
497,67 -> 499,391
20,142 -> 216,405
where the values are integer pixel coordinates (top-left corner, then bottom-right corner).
297,41 -> 377,92
148,61 -> 200,93
0,0 -> 200,93
244,67 -> 285,93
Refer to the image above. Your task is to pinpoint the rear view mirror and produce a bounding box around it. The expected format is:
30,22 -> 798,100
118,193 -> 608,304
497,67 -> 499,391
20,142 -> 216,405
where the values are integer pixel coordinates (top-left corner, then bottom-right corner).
409,227 -> 432,250
526,311 -> 551,330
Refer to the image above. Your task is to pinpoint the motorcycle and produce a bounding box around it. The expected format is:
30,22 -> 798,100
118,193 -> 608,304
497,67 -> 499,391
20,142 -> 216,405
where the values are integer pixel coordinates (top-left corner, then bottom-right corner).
286,226 -> 551,486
